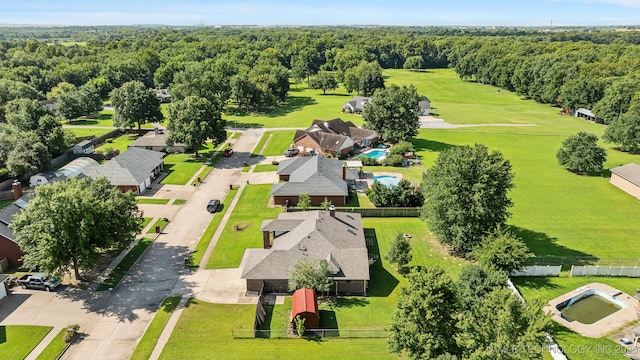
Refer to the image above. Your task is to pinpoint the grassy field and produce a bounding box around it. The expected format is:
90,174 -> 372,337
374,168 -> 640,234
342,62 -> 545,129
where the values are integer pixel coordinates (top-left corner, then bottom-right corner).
363,165 -> 425,184
35,328 -> 67,360
97,133 -> 138,153
130,296 -> 181,360
253,164 -> 278,172
66,127 -> 113,138
97,238 -> 153,291
191,189 -> 238,267
262,130 -> 296,156
147,218 -> 169,234
225,84 -> 362,129
172,199 -> 186,205
161,143 -> 217,185
0,325 -> 52,360
206,185 -> 282,269
141,217 -> 153,230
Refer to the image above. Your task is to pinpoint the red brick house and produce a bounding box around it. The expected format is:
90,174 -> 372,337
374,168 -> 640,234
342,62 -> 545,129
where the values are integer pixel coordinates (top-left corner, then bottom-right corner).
0,196 -> 29,268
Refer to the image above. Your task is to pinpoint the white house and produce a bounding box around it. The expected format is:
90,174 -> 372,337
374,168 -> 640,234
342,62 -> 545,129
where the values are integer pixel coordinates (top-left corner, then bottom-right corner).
73,140 -> 95,155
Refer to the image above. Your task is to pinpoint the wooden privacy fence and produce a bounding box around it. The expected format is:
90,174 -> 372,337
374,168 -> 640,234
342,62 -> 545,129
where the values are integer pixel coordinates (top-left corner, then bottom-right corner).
570,265 -> 640,277
234,328 -> 388,339
510,265 -> 562,277
285,207 -> 420,217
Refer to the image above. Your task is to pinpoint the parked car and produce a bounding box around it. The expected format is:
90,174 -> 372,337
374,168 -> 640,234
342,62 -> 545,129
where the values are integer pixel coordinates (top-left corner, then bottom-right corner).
17,273 -> 61,291
283,148 -> 299,157
207,199 -> 221,213
223,148 -> 233,157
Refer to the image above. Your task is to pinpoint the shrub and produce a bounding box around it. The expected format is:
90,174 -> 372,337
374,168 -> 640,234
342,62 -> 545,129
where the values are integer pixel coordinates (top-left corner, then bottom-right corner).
63,324 -> 80,343
271,160 -> 279,165
389,141 -> 415,156
360,156 -> 379,166
383,154 -> 405,166
105,138 -> 113,143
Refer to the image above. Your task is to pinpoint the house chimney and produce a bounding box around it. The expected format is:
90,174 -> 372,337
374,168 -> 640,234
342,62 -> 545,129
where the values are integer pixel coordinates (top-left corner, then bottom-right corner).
12,181 -> 23,200
329,205 -> 335,218
154,127 -> 159,135
342,165 -> 346,180
263,231 -> 272,249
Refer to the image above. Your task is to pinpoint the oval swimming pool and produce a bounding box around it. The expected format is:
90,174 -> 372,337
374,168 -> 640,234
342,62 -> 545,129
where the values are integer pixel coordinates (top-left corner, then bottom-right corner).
363,150 -> 387,160
373,175 -> 400,187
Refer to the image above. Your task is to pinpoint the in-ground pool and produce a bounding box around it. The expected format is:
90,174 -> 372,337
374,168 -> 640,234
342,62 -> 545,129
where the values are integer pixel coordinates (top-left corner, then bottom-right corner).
373,175 -> 400,187
362,150 -> 387,160
556,289 -> 625,324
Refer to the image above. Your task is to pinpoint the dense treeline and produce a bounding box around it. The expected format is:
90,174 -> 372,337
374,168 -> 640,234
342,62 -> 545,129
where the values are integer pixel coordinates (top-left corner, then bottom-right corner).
2,26 -> 640,179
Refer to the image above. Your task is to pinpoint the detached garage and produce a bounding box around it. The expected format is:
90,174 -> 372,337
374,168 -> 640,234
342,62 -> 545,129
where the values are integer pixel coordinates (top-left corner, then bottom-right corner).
610,163 -> 640,199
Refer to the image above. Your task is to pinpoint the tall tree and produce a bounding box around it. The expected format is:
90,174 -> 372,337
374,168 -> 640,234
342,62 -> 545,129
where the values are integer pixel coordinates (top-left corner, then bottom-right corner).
556,132 -> 607,174
421,144 -> 515,255
385,232 -> 413,271
110,80 -> 163,135
288,258 -> 333,294
57,85 -> 102,121
46,81 -> 76,99
456,264 -> 507,309
388,266 -> 460,359
456,288 -> 550,359
343,61 -> 384,96
308,71 -> 338,95
403,56 -> 424,71
363,84 -> 422,142
4,132 -> 50,176
603,94 -> 640,152
593,77 -> 640,125
11,177 -> 142,280
166,96 -> 226,156
471,227 -> 532,274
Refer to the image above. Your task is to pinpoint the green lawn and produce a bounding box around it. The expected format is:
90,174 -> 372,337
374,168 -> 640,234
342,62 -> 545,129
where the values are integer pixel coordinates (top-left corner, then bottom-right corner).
363,165 -> 425,184
191,189 -> 238,267
161,143 -> 217,185
137,198 -> 170,205
159,300 -> 391,360
172,199 -> 186,205
251,133 -> 271,157
35,328 -> 68,360
0,325 -> 52,360
96,238 -> 153,291
67,110 -> 114,127
191,150 -> 223,185
225,83 -> 362,129
262,130 -> 296,156
253,164 -> 278,172
147,218 -> 169,234
130,296 -> 181,360
206,185 -> 282,269
141,217 -> 153,230
97,133 -> 138,153
66,127 -> 114,138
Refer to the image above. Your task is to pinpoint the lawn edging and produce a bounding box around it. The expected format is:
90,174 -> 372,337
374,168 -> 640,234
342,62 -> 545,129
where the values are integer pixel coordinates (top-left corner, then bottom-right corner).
96,237 -> 154,291
191,188 -> 238,267
130,296 -> 182,360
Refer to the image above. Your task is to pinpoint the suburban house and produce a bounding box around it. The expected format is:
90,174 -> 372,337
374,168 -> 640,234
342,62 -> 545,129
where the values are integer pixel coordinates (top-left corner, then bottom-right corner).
29,157 -> 98,188
418,96 -> 431,116
73,139 -> 95,155
155,89 -> 172,103
575,108 -> 599,123
342,96 -> 371,114
39,99 -> 57,112
241,209 -> 370,295
291,288 -> 320,329
610,163 -> 640,199
0,195 -> 29,268
271,156 -> 358,206
130,128 -> 186,153
343,95 -> 431,116
293,118 -> 379,157
82,147 -> 165,194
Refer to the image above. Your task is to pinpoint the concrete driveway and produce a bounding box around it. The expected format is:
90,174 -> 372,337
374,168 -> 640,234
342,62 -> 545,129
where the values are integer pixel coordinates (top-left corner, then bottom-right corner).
0,128 -> 269,359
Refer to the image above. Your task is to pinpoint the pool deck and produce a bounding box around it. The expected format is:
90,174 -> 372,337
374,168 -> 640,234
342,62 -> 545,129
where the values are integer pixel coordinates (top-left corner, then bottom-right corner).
545,282 -> 639,338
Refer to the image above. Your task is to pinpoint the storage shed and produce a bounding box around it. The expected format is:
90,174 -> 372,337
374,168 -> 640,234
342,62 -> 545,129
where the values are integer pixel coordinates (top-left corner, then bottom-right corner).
291,288 -> 319,329
610,163 -> 640,199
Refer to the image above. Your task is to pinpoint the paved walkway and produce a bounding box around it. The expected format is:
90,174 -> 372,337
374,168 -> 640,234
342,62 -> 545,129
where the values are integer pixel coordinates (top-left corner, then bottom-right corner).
25,326 -> 64,360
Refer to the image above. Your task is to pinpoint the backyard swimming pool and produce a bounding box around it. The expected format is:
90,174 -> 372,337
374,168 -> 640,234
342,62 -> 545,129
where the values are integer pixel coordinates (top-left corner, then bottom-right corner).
363,150 -> 387,160
373,175 -> 400,187
556,289 -> 625,324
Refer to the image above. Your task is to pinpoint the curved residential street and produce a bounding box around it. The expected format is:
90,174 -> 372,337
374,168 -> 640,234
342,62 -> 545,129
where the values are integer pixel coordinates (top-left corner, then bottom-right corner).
0,128 -> 279,359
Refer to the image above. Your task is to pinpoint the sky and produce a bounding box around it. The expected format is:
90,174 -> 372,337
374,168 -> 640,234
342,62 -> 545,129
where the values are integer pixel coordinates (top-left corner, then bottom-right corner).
0,0 -> 639,27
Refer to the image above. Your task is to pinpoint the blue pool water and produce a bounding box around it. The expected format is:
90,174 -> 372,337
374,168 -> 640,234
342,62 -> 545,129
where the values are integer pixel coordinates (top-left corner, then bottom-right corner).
374,175 -> 400,187
364,150 -> 387,159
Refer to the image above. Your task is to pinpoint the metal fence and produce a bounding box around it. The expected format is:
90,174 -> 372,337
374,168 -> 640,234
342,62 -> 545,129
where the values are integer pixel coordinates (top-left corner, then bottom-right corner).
233,328 -> 388,339
570,265 -> 640,277
510,265 -> 562,277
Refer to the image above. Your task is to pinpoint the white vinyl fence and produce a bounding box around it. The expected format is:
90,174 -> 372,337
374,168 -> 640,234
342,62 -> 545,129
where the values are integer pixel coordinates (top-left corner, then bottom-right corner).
570,265 -> 640,277
510,265 -> 562,277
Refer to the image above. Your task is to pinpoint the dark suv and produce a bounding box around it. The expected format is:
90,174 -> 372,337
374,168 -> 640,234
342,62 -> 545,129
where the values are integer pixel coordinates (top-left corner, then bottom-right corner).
283,148 -> 299,157
207,199 -> 221,213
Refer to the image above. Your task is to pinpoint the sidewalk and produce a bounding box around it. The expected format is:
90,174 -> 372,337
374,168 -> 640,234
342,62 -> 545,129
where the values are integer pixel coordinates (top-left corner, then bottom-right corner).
24,326 -> 64,360
148,296 -> 190,360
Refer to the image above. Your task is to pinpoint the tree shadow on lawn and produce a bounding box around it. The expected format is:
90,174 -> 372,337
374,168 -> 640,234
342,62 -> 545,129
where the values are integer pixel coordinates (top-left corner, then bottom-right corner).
509,226 -> 599,265
510,276 -> 562,298
412,138 -> 458,154
364,228 -> 399,297
227,95 -> 316,119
